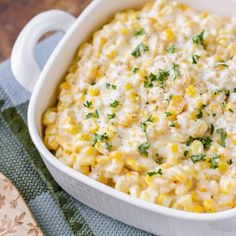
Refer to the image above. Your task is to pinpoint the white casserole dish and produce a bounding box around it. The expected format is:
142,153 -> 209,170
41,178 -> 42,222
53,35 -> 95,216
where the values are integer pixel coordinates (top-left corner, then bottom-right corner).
10,0 -> 236,235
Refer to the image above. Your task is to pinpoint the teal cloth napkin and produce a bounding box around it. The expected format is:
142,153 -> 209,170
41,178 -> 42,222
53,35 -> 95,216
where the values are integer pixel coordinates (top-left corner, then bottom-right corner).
0,33 -> 153,236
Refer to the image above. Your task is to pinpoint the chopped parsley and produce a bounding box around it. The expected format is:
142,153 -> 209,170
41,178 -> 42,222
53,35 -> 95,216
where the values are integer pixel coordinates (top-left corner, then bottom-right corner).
155,156 -> 164,165
92,133 -> 109,146
138,143 -> 150,157
170,121 -> 176,127
106,83 -> 117,90
233,88 -> 236,93
209,155 -> 220,169
141,116 -> 154,140
184,150 -> 189,157
191,153 -> 206,163
147,169 -> 163,176
131,42 -> 149,58
227,159 -> 233,165
165,112 -> 172,117
135,28 -> 145,36
150,69 -> 169,85
216,128 -> 227,147
110,100 -> 120,108
167,45 -> 176,53
133,67 -> 139,73
107,113 -> 116,119
104,142 -> 112,150
196,109 -> 203,119
192,54 -> 200,64
192,30 -> 205,46
229,108 -> 234,113
83,101 -> 92,108
186,136 -> 212,149
173,63 -> 180,81
86,110 -> 99,119
210,124 -> 215,135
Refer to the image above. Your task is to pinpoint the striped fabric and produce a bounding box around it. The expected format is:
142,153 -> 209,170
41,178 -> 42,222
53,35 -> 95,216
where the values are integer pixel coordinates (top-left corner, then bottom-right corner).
0,33 -> 153,236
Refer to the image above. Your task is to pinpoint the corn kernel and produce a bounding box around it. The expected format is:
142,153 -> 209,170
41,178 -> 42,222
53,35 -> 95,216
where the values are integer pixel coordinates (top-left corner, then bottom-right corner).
125,158 -> 140,171
203,199 -> 216,213
164,28 -> 175,42
89,87 -> 100,96
218,162 -> 228,174
186,85 -> 197,97
124,83 -> 132,91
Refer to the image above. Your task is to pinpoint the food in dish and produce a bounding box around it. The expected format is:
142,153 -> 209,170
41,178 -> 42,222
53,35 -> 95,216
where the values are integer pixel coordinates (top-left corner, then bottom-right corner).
43,0 -> 236,213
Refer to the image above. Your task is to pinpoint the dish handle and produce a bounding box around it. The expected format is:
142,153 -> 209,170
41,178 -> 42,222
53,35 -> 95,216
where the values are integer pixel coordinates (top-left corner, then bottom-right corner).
11,10 -> 76,92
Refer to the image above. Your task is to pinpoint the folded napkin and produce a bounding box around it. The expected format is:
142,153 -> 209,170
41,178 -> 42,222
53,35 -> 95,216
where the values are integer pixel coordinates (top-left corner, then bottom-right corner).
0,33 -> 153,236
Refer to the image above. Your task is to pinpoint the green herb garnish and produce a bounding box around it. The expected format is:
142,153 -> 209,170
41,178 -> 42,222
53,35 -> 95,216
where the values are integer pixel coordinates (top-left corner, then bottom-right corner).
165,112 -> 172,117
106,83 -> 117,90
133,67 -> 139,73
135,28 -> 145,36
92,133 -> 109,146
216,128 -> 227,147
110,100 -> 120,108
107,113 -> 116,119
210,124 -> 215,135
209,155 -> 220,169
186,136 -> 212,149
83,101 -> 92,108
147,169 -> 163,176
131,42 -> 149,58
191,153 -> 206,163
150,69 -> 169,85
86,110 -> 99,119
192,30 -> 205,46
192,54 -> 200,64
173,63 -> 180,81
167,45 -> 176,53
138,143 -> 150,157
227,159 -> 233,165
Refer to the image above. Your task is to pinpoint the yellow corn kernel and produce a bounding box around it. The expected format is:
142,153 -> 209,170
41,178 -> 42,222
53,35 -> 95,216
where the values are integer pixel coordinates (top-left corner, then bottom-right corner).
75,154 -> 96,166
82,146 -> 98,156
45,125 -> 57,136
125,158 -> 140,171
171,143 -> 179,154
164,28 -> 175,42
144,175 -> 153,186
43,108 -> 57,125
203,199 -> 216,213
89,87 -> 100,96
143,1 -> 154,12
127,91 -> 140,103
218,162 -> 228,174
100,37 -> 107,46
109,151 -> 122,161
104,125 -> 116,139
231,136 -> 236,145
120,113 -> 138,127
138,69 -> 147,78
191,192 -> 199,202
107,50 -> 117,60
44,135 -> 59,151
120,27 -> 129,35
94,141 -> 108,154
88,121 -> 99,134
185,179 -> 193,190
157,193 -> 172,207
77,165 -> 90,175
177,3 -> 189,10
124,83 -> 132,91
98,174 -> 109,185
186,85 -> 197,97
191,140 -> 204,155
63,124 -> 79,134
78,133 -> 90,141
96,155 -> 110,165
200,12 -> 209,19
59,81 -> 70,90
196,100 -> 203,109
185,205 -> 205,213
